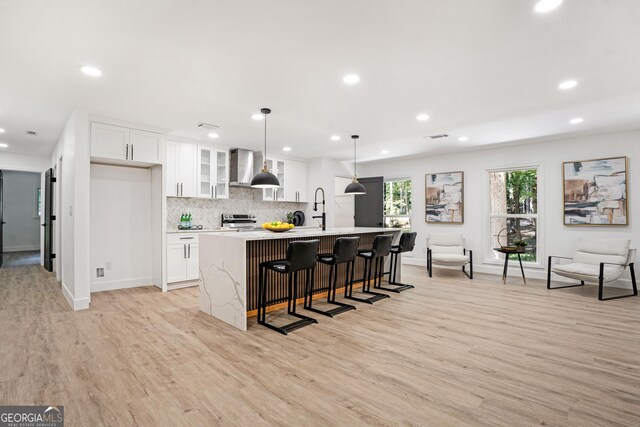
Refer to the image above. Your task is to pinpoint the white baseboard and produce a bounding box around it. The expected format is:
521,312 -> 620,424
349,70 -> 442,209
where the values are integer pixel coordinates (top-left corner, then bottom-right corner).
402,257 -> 635,289
167,280 -> 199,291
4,245 -> 40,252
61,281 -> 90,310
91,277 -> 154,293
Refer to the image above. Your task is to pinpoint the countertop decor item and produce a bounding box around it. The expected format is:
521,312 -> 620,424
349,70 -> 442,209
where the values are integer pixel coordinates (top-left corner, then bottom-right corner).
262,221 -> 294,232
250,108 -> 280,189
344,135 -> 367,195
292,210 -> 305,226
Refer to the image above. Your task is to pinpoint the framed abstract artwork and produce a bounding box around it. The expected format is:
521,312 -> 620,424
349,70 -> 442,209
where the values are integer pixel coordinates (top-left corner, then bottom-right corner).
563,156 -> 628,226
425,171 -> 464,223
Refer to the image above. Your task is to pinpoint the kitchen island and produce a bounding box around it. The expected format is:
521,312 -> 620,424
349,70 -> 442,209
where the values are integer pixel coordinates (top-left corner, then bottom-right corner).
198,227 -> 402,331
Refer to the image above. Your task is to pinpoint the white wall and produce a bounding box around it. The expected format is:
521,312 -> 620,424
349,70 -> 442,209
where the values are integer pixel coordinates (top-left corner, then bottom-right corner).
2,171 -> 41,252
90,164 -> 153,292
305,158 -> 354,228
360,129 -> 639,283
0,153 -> 49,173
49,109 -> 91,310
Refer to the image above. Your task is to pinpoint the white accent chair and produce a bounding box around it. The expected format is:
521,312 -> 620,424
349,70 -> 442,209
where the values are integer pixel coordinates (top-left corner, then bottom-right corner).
427,234 -> 473,279
547,238 -> 637,301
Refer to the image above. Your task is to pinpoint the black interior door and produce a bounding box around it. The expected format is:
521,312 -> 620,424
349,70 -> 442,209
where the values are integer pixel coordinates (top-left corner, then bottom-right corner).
354,176 -> 384,227
0,170 -> 4,268
43,168 -> 55,272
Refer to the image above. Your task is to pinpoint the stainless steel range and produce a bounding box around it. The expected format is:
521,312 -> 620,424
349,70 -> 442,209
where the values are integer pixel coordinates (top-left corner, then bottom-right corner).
221,214 -> 259,231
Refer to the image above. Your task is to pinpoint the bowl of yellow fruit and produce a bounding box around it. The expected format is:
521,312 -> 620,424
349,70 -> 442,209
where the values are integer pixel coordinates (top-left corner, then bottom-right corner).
262,221 -> 295,232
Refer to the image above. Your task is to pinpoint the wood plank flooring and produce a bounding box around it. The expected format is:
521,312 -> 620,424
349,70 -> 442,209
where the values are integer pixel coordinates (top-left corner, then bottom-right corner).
1,264 -> 639,426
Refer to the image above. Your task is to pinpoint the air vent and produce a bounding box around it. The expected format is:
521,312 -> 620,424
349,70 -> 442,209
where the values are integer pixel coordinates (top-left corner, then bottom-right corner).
424,133 -> 449,140
195,122 -> 220,130
25,130 -> 38,136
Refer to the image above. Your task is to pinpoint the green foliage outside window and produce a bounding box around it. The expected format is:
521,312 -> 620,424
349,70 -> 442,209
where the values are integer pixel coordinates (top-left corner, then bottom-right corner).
384,179 -> 412,229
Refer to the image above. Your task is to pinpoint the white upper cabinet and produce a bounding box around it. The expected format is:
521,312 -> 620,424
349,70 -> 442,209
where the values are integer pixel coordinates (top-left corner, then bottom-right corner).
214,148 -> 229,199
166,140 -> 197,197
166,141 -> 179,196
91,122 -> 128,160
264,159 -> 286,201
197,146 -> 213,198
91,122 -> 162,166
197,147 -> 229,199
129,129 -> 162,164
167,141 -> 228,199
263,158 -> 307,202
285,160 -> 308,202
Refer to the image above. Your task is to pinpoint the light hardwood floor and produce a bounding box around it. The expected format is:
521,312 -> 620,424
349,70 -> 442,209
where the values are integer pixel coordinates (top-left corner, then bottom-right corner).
1,264 -> 639,426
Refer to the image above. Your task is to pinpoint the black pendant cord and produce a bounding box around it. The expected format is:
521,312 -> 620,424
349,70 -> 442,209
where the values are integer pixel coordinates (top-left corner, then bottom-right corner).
353,138 -> 357,178
263,113 -> 268,171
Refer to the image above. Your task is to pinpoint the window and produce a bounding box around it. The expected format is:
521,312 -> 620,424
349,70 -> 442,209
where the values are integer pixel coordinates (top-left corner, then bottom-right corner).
488,168 -> 538,262
384,178 -> 412,229
36,187 -> 42,217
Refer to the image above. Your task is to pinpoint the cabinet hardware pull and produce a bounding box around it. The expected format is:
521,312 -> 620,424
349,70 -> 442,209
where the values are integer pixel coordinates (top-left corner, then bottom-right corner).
211,185 -> 214,198
179,237 -> 194,240
180,183 -> 183,196
131,144 -> 134,160
126,144 -> 129,160
188,243 -> 191,258
183,244 -> 186,259
176,183 -> 179,196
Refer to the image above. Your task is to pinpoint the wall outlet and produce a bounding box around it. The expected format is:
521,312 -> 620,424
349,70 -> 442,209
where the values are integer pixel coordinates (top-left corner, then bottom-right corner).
96,268 -> 104,278
105,261 -> 112,270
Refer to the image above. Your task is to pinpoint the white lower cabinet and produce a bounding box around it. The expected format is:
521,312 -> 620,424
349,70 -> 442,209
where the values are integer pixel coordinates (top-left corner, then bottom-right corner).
167,234 -> 199,283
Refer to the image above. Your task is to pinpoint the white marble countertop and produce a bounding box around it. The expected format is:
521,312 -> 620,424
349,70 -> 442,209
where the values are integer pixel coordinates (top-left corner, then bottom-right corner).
167,228 -> 239,234
199,227 -> 400,241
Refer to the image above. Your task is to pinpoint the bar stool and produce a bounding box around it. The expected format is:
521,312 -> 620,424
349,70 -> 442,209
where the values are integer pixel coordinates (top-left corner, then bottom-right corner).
258,240 -> 319,335
380,232 -> 417,293
305,237 -> 359,317
346,234 -> 393,304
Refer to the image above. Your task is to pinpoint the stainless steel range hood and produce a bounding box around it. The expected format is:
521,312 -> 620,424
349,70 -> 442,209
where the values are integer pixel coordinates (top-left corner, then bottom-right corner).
229,148 -> 264,187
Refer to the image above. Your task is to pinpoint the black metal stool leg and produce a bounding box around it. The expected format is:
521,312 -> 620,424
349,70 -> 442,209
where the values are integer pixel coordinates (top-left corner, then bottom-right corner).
380,252 -> 414,293
305,261 -> 355,317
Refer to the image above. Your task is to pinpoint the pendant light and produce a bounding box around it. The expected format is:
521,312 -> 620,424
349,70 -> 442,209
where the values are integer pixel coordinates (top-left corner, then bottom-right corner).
345,135 -> 367,195
250,108 -> 280,189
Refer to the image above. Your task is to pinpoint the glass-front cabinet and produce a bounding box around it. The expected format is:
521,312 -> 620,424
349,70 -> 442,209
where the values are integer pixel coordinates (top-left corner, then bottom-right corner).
263,158 -> 285,201
214,149 -> 229,199
197,146 -> 229,199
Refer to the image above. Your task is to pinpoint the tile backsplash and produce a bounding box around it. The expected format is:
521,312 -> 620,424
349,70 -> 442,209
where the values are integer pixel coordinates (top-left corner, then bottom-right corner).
167,187 -> 308,229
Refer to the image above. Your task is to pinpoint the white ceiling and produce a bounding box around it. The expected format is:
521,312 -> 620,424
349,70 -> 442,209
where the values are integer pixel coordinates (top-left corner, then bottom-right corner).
1,0 -> 639,161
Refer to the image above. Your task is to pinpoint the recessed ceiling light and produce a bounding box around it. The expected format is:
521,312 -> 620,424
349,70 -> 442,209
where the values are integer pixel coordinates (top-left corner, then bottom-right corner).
81,65 -> 102,77
343,74 -> 360,85
0,143 -> 8,148
416,113 -> 430,121
558,79 -> 578,90
0,128 -> 5,133
381,150 -> 389,154
251,113 -> 264,120
330,135 -> 341,141
282,147 -> 292,152
458,136 -> 469,142
569,117 -> 584,124
207,132 -> 219,139
534,0 -> 563,13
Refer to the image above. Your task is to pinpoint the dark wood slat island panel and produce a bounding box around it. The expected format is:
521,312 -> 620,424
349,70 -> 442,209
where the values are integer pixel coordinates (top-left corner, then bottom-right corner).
245,232 -> 393,312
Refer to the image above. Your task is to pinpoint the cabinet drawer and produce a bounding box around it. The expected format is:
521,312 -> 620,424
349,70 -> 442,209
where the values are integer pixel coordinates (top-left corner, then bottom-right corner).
167,233 -> 199,245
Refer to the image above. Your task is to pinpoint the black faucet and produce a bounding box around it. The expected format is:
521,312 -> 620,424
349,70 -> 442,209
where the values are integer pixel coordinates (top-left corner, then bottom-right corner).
312,187 -> 326,231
